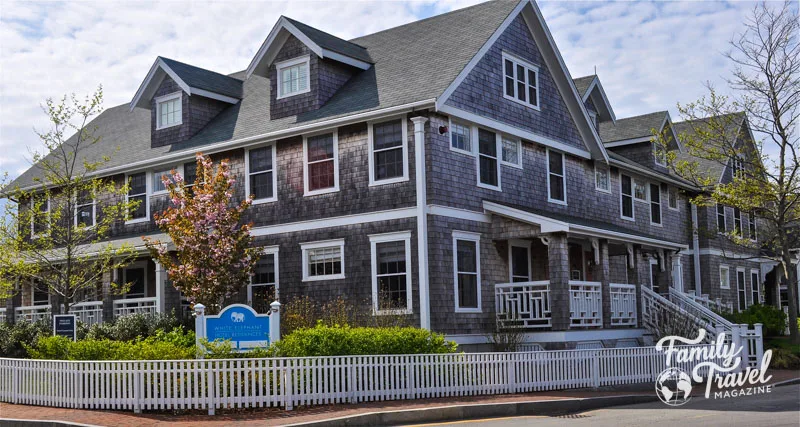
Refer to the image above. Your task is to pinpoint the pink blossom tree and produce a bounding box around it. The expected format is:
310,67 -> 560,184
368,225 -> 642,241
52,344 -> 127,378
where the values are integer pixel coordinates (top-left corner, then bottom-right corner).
143,153 -> 259,313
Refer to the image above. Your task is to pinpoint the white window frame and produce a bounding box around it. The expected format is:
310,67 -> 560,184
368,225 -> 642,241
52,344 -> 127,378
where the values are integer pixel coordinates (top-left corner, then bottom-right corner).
653,141 -> 667,167
475,127 -> 501,191
155,92 -> 182,130
747,212 -> 758,241
500,136 -> 522,169
717,204 -> 727,234
649,183 -> 662,226
736,267 -> 747,311
30,194 -> 51,238
276,55 -> 311,100
668,186 -> 679,211
125,171 -> 150,225
245,143 -> 278,204
620,174 -> 635,221
546,149 -> 567,205
122,260 -> 149,299
369,231 -> 413,315
152,166 -> 179,196
453,231 -> 482,313
368,117 -> 409,186
733,208 -> 742,234
448,118 -> 474,156
719,264 -> 731,290
750,269 -> 761,305
732,155 -> 745,178
508,239 -> 532,283
74,190 -> 96,229
248,246 -> 280,305
301,239 -> 345,282
633,178 -> 648,202
594,163 -> 610,193
303,129 -> 340,196
501,51 -> 540,110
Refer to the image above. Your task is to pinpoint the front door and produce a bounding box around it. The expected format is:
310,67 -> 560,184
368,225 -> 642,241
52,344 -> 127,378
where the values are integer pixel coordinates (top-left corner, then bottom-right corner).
649,259 -> 660,293
124,266 -> 146,298
509,241 -> 531,283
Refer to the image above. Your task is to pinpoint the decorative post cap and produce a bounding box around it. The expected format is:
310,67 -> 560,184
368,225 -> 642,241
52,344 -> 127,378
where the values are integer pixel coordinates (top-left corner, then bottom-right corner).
194,303 -> 206,314
270,301 -> 281,312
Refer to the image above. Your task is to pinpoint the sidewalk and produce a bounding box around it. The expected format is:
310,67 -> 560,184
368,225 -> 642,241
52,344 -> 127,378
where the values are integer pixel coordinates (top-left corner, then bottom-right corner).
1,369 -> 797,427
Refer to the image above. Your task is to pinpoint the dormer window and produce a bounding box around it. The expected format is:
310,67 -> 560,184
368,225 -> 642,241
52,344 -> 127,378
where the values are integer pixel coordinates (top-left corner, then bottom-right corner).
156,92 -> 182,129
653,141 -> 667,166
277,56 -> 310,99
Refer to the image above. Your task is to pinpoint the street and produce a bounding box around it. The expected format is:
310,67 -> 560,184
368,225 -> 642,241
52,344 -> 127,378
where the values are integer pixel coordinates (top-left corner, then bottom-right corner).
410,384 -> 800,427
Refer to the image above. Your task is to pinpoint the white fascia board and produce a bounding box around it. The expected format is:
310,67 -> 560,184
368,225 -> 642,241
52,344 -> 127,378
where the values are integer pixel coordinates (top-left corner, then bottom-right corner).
584,77 -> 617,124
130,58 -> 191,111
482,201 -> 569,233
569,224 -> 688,250
322,49 -> 371,70
190,88 -> 240,105
603,136 -> 653,148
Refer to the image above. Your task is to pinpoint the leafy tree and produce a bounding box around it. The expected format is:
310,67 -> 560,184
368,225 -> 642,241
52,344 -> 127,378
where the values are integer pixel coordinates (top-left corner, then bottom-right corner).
143,153 -> 258,314
0,87 -> 139,314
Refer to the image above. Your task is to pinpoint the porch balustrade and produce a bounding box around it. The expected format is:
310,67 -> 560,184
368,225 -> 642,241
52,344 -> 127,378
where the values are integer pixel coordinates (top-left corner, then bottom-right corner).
495,281 -> 551,328
609,283 -> 637,326
14,305 -> 51,323
69,301 -> 104,326
113,297 -> 158,317
568,281 -> 602,327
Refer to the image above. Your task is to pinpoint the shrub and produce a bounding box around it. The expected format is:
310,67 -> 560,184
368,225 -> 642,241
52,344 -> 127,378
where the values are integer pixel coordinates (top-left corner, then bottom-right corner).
271,325 -> 458,357
85,311 -> 188,341
25,326 -> 196,360
0,320 -> 51,358
281,295 -> 412,335
769,348 -> 800,370
724,304 -> 787,337
201,339 -> 274,359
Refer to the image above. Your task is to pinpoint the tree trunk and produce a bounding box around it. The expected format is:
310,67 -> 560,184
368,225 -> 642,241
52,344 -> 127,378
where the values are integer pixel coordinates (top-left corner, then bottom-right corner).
783,253 -> 799,344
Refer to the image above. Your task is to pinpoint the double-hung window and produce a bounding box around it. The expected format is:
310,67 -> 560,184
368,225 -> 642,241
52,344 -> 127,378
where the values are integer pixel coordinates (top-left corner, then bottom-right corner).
248,247 -> 279,313
732,156 -> 745,178
620,174 -> 634,220
502,52 -> 539,109
370,232 -> 412,314
276,56 -> 310,99
633,178 -> 648,201
304,131 -> 338,195
183,160 -> 198,195
748,212 -> 757,240
653,141 -> 667,166
750,270 -> 760,305
152,167 -> 174,195
247,145 -> 277,203
369,118 -> 408,185
477,128 -> 499,189
594,164 -> 610,193
719,265 -> 730,290
31,193 -> 49,236
75,190 -> 95,228
717,204 -> 727,233
650,183 -> 661,225
668,186 -> 679,210
301,239 -> 345,281
547,149 -> 566,204
733,208 -> 742,234
736,268 -> 747,311
449,120 -> 472,154
500,137 -> 521,168
453,231 -> 481,312
156,92 -> 182,129
126,172 -> 149,222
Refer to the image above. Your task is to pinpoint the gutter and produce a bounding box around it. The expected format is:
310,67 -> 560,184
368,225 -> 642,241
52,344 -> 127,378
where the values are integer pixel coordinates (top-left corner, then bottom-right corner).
608,157 -> 697,191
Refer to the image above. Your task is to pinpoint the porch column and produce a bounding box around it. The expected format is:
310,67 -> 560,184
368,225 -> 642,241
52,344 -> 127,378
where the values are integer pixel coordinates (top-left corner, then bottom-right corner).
155,261 -> 166,314
627,245 -> 642,327
547,233 -> 571,331
591,239 -> 612,328
102,270 -> 115,322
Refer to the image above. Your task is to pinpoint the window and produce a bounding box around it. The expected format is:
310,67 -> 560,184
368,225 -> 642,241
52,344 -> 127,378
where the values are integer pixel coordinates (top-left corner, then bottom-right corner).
650,183 -> 661,225
732,155 -> 745,178
719,265 -> 730,290
748,212 -> 757,240
588,110 -> 598,130
370,232 -> 412,314
123,263 -> 147,298
633,178 -> 648,201
449,120 -> 472,154
183,161 -> 198,188
453,231 -> 481,312
301,239 -> 345,281
547,149 -> 566,204
126,172 -> 149,222
500,137 -> 521,168
750,270 -> 760,305
620,174 -> 634,220
737,268 -> 746,311
717,204 -> 727,233
276,56 -> 310,99
75,190 -> 95,228
594,164 -> 610,193
32,281 -> 49,306
31,193 -> 49,236
477,128 -> 499,189
369,118 -> 408,185
668,186 -> 679,210
152,167 -> 175,194
509,240 -> 531,283
653,141 -> 667,166
502,52 -> 539,109
303,131 -> 339,195
733,208 -> 742,234
248,247 -> 278,313
246,145 -> 277,203
156,92 -> 182,129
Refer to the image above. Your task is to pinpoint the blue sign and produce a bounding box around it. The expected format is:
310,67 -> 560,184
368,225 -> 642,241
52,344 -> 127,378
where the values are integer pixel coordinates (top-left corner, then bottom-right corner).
205,304 -> 271,349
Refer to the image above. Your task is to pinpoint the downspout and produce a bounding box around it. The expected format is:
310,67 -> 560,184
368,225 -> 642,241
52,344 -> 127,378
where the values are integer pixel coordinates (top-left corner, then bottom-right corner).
691,203 -> 702,295
411,116 -> 431,330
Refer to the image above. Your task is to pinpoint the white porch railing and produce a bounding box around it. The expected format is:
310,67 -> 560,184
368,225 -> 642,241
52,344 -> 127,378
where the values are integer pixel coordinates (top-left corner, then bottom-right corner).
113,297 -> 157,317
14,305 -> 51,323
685,291 -> 733,313
495,281 -> 551,328
69,301 -> 104,326
0,308 -> 5,323
569,281 -> 602,327
609,283 -> 637,326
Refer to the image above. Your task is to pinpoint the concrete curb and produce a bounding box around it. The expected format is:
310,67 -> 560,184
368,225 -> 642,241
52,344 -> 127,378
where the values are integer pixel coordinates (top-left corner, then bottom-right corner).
0,420 -> 101,427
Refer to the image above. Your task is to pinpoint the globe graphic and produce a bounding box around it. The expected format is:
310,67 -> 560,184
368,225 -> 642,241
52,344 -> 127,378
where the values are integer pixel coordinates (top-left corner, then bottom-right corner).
655,367 -> 693,406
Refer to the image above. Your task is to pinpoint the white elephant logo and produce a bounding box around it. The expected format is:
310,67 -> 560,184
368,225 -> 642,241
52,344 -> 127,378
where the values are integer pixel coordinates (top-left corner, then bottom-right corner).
231,312 -> 245,323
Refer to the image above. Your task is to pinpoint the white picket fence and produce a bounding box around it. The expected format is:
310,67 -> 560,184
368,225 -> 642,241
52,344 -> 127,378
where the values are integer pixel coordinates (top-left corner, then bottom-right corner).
0,345 -> 723,414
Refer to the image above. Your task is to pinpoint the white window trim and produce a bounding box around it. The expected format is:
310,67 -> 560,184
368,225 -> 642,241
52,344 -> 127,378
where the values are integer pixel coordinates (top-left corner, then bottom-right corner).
73,191 -> 97,229
648,258 -> 659,291
369,231 -> 413,315
736,267 -> 747,310
633,177 -> 649,202
368,117 -> 409,186
276,55 -> 311,100
667,187 -> 680,211
155,91 -> 182,130
719,264 -> 731,290
747,213 -> 758,241
501,51 -> 541,111
620,174 -> 635,222
245,143 -> 278,204
30,194 -> 51,238
653,141 -> 667,167
499,135 -> 522,169
303,129 -> 340,196
248,246 -> 280,305
151,166 -> 180,196
448,118 -> 474,156
508,239 -> 532,283
733,208 -> 742,234
717,204 -> 727,234
475,127 -> 502,191
546,149 -> 567,205
750,269 -> 761,305
123,260 -> 149,298
125,171 -> 151,225
649,183 -> 662,227
594,163 -> 611,193
301,238 -> 345,282
453,230 -> 482,313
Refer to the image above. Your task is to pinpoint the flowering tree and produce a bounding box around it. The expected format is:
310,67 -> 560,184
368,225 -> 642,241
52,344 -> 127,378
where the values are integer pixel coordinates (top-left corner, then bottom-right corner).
143,153 -> 259,313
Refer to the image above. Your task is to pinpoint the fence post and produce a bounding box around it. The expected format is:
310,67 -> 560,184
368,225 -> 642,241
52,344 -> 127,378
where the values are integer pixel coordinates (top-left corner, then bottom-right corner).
348,357 -> 356,404
12,361 -> 19,404
270,301 -> 281,343
194,304 -> 206,359
207,360 -> 215,416
285,361 -> 294,411
592,351 -> 601,388
754,323 -> 764,369
731,324 -> 745,372
506,353 -> 517,394
133,368 -> 142,414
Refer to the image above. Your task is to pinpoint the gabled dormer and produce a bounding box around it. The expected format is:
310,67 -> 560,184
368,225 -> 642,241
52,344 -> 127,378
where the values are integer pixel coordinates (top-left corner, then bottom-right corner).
599,111 -> 681,171
246,16 -> 373,120
130,57 -> 243,148
573,75 -> 616,130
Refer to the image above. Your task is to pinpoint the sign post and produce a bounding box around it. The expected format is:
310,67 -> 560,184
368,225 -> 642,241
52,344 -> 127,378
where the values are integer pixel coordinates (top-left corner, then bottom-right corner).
195,302 -> 280,355
53,314 -> 77,341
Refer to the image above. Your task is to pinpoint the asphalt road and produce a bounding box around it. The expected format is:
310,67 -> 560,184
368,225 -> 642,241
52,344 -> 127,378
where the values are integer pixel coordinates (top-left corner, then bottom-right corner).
412,384 -> 800,427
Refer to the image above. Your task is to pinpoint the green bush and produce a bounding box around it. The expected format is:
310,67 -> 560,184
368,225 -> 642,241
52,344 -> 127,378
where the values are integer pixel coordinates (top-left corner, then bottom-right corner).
723,304 -> 787,336
85,311 -> 188,341
271,325 -> 458,357
0,320 -> 52,358
769,347 -> 800,370
25,326 -> 197,360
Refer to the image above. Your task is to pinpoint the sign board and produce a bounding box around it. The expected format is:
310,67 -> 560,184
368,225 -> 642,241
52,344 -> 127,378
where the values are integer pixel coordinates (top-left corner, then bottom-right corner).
53,314 -> 77,341
198,304 -> 278,350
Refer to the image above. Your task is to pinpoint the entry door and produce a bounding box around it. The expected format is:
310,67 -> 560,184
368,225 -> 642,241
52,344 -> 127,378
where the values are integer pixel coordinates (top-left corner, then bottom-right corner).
649,259 -> 660,293
509,241 -> 531,283
737,269 -> 746,311
671,257 -> 683,293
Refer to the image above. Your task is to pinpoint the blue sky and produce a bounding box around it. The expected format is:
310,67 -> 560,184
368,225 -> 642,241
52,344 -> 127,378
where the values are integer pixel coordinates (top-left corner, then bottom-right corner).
0,0 -> 762,182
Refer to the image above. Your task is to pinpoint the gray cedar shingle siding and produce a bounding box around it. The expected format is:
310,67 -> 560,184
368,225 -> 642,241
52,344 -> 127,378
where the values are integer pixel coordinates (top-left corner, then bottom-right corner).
150,75 -> 230,148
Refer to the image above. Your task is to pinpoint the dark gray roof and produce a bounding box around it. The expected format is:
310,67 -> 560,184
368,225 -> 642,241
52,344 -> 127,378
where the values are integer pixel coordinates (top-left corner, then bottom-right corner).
160,57 -> 243,99
10,0 -> 518,189
672,113 -> 746,181
599,111 -> 668,143
283,17 -> 372,63
573,75 -> 595,98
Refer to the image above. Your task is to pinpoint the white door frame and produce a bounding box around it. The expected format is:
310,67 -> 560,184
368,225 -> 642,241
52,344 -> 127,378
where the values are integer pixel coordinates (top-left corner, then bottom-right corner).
508,239 -> 532,282
671,256 -> 683,293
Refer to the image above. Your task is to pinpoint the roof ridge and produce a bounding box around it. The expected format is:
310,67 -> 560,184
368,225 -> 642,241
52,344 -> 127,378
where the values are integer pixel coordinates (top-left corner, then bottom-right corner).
158,56 -> 242,81
282,16 -> 369,50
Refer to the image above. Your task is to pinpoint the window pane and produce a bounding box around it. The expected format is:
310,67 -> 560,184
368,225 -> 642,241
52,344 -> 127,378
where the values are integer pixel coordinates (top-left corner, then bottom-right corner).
77,205 -> 93,227
516,81 -> 526,101
621,175 -> 632,195
528,70 -> 537,88
528,87 -> 537,106
375,148 -> 403,180
458,274 -> 478,308
451,123 -> 471,152
548,152 -> 563,175
250,172 -> 273,200
130,195 -> 147,219
478,129 -> 496,156
505,77 -> 515,97
183,162 -> 197,186
280,62 -> 308,96
717,205 -> 726,232
128,173 -> 146,196
478,129 -> 497,186
479,156 -> 497,186
126,268 -> 145,297
457,240 -> 477,273
373,120 -> 403,151
549,175 -> 564,201
650,184 -> 661,224
309,160 -> 335,191
501,138 -> 519,165
595,168 -> 609,191
307,134 -> 334,162
253,255 -> 275,285
376,241 -> 407,310
456,239 -> 478,309
308,246 -> 342,277
152,169 -> 172,193
634,179 -> 647,200
622,196 -> 633,218
504,59 -> 514,77
249,146 -> 273,173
